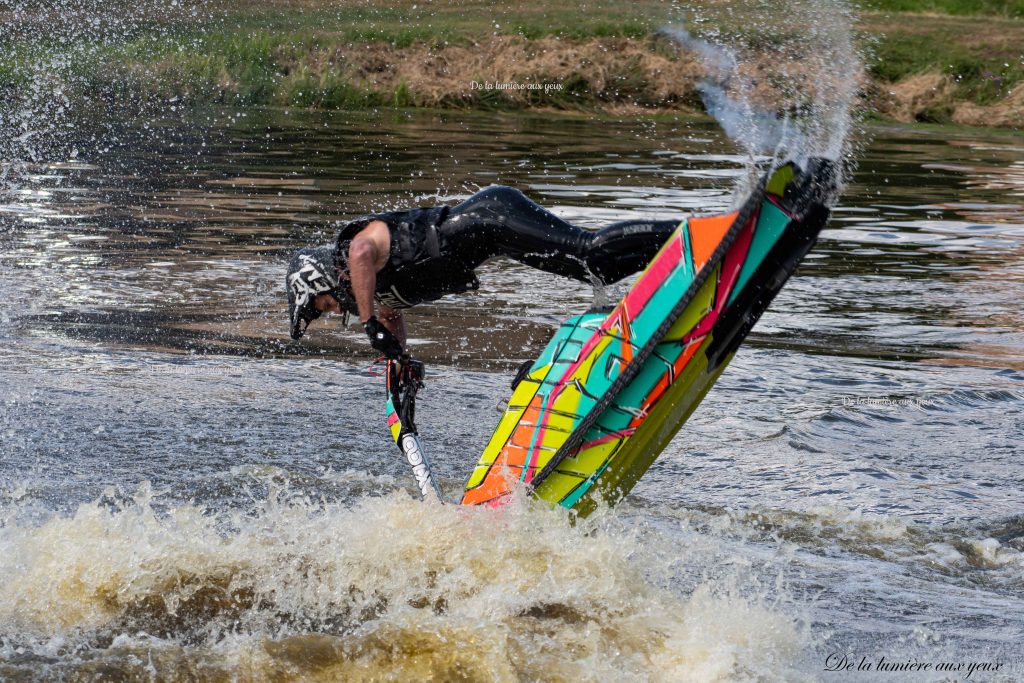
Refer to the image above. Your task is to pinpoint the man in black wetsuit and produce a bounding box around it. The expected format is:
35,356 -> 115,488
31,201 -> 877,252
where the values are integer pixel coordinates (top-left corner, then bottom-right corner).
286,185 -> 679,358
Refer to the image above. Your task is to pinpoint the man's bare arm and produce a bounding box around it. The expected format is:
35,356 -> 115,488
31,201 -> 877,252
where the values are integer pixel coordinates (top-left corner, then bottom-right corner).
348,238 -> 379,323
347,220 -> 391,323
348,220 -> 406,357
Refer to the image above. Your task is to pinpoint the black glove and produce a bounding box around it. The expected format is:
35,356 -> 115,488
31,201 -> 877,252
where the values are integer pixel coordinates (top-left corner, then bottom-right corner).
364,316 -> 404,359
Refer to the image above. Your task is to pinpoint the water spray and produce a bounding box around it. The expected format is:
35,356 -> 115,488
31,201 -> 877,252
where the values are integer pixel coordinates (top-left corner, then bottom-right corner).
661,0 -> 863,188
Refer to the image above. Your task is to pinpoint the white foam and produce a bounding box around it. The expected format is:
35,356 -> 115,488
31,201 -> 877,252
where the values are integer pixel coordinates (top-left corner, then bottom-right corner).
0,485 -> 810,680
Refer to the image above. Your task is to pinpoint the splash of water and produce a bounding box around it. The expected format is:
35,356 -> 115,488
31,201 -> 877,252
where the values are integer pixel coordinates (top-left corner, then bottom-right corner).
0,0 -> 202,191
662,0 -> 863,182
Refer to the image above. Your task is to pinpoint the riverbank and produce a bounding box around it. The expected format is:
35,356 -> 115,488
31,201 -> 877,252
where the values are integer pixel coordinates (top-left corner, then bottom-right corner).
2,0 -> 1023,128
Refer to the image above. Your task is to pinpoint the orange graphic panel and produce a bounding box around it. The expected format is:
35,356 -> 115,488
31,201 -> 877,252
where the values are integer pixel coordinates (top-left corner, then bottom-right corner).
689,212 -> 736,271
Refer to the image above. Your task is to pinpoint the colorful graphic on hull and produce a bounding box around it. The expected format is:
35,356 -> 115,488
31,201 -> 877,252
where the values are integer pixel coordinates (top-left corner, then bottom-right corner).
460,159 -> 836,514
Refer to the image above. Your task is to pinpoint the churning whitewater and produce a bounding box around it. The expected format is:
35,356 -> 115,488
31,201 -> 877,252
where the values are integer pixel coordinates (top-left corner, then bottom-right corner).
0,487 -> 809,680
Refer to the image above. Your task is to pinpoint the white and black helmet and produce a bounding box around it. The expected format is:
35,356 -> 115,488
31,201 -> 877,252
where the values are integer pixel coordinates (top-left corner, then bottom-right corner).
286,245 -> 349,339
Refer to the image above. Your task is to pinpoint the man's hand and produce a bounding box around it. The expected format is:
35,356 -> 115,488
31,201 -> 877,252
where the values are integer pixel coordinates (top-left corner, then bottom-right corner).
364,316 -> 404,359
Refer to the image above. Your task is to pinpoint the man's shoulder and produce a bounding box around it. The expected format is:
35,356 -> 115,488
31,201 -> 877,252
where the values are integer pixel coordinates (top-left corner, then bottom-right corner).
338,212 -> 392,236
357,218 -> 390,236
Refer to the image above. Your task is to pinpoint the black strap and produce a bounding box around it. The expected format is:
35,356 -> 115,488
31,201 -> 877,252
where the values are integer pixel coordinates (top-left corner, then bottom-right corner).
510,360 -> 534,391
424,221 -> 442,258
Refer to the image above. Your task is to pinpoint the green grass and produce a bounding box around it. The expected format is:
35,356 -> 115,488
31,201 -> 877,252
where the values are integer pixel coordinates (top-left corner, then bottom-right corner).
862,0 -> 1024,17
204,0 -> 666,43
0,0 -> 675,111
946,57 -> 1024,103
861,11 -> 1024,109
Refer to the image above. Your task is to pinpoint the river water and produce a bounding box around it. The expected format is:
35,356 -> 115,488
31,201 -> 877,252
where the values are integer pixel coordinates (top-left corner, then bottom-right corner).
0,109 -> 1021,681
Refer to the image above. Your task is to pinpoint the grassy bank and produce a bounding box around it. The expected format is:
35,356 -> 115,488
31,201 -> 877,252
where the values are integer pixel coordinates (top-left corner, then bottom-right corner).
860,1 -> 1024,125
2,0 -> 1023,127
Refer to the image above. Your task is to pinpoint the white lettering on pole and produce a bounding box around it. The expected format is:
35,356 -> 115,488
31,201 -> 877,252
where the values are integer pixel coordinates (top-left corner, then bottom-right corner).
401,434 -> 436,499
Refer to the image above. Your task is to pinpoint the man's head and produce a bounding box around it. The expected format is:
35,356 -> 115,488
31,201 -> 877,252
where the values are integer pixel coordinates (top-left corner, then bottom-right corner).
285,245 -> 355,339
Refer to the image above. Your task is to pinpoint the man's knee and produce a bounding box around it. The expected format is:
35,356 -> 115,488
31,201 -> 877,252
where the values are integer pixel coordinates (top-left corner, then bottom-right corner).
472,185 -> 526,205
451,185 -> 530,220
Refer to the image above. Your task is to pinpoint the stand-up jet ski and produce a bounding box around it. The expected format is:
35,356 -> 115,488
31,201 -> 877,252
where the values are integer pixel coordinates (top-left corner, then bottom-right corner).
387,158 -> 837,514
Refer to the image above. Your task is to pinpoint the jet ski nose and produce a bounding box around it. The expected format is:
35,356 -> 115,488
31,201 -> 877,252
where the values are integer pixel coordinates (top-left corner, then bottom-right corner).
802,156 -> 841,195
772,156 -> 841,218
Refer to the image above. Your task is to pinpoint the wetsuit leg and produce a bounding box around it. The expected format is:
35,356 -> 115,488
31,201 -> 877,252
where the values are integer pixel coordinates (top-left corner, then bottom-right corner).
439,186 -> 679,285
584,218 -> 681,284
